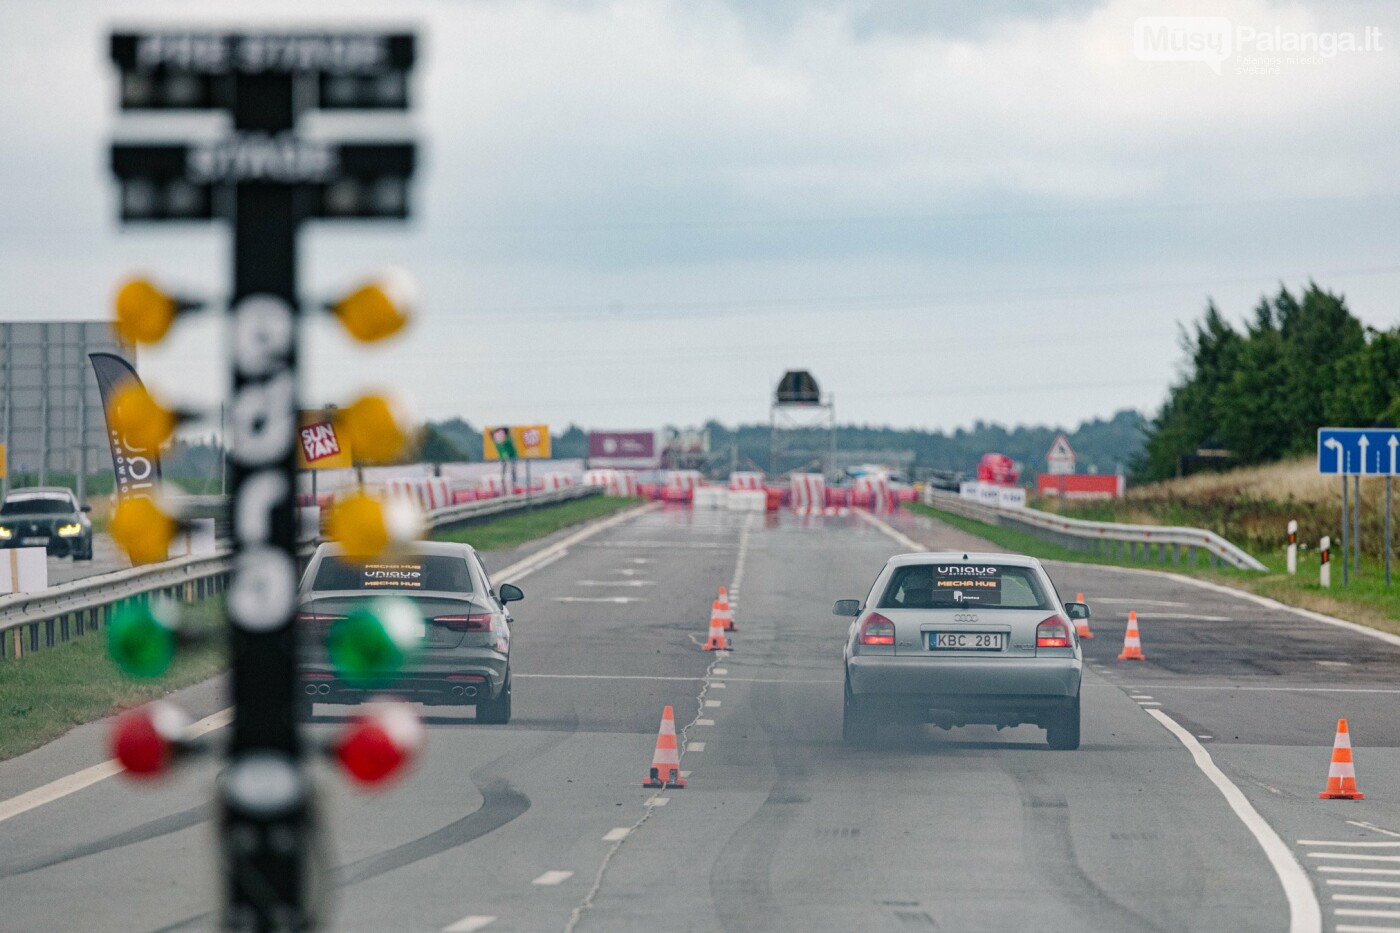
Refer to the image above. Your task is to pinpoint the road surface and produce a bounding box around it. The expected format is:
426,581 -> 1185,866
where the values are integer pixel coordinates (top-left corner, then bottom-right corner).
3,505 -> 1400,932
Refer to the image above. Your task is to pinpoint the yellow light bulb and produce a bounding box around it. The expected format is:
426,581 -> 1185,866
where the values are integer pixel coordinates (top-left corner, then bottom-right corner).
108,382 -> 178,451
331,269 -> 416,343
110,497 -> 177,565
327,492 -> 423,560
337,395 -> 411,464
113,279 -> 178,345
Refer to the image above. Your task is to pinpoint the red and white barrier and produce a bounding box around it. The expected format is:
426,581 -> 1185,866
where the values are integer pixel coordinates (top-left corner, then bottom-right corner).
585,469 -> 640,497
854,474 -> 893,511
693,485 -> 729,509
790,473 -> 826,512
728,471 -> 764,491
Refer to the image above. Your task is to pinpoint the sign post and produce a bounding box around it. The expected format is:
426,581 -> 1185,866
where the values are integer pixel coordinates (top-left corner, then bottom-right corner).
1316,427 -> 1400,588
110,29 -> 415,927
1045,434 -> 1075,511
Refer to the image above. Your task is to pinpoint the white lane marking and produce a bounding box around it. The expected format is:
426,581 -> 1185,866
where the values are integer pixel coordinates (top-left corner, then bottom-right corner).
553,597 -> 645,604
533,871 -> 575,886
696,718 -> 715,726
0,706 -> 232,826
1145,708 -> 1321,933
1108,684 -> 1400,695
1310,854 -> 1400,863
1097,598 -> 1188,607
1332,881 -> 1400,889
1351,823 -> 1400,839
442,916 -> 496,932
680,770 -> 692,778
1301,842 -> 1400,848
1140,613 -> 1231,621
1323,868 -> 1400,876
602,828 -> 631,842
1137,701 -> 1162,707
1337,896 -> 1400,904
686,742 -> 706,752
512,673 -> 837,685
854,510 -> 924,550
614,568 -> 643,576
1336,925 -> 1400,933
705,699 -> 722,707
644,797 -> 669,808
1130,695 -> 1154,700
576,580 -> 653,587
711,683 -> 726,689
1337,910 -> 1400,919
1199,735 -> 1214,740
713,668 -> 728,675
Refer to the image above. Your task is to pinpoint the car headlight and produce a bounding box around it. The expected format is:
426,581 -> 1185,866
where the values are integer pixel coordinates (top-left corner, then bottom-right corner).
0,526 -> 10,540
57,523 -> 83,537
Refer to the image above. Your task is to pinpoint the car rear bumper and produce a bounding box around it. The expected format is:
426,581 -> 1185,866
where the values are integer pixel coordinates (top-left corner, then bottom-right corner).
299,655 -> 508,706
847,655 -> 1081,700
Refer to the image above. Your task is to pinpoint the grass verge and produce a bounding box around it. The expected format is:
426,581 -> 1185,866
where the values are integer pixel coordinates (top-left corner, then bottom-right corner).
432,494 -> 642,551
0,598 -> 227,762
909,500 -> 1400,637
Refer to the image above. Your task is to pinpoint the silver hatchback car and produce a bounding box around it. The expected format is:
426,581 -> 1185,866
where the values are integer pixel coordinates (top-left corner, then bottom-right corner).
836,552 -> 1085,749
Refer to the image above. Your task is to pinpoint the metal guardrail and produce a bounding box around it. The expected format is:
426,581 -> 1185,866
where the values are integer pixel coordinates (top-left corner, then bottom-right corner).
921,489 -> 1267,572
0,485 -> 603,660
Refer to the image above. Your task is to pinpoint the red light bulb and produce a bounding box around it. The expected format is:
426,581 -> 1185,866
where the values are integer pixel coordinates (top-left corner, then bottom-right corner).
111,701 -> 190,777
336,702 -> 423,786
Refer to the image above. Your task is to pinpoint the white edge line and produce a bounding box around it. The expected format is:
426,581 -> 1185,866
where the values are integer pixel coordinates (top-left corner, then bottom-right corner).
0,505 -> 656,825
1146,707 -> 1321,933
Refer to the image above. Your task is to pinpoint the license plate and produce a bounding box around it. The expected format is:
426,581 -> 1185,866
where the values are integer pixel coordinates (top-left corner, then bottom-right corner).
931,632 -> 1004,651
20,537 -> 48,546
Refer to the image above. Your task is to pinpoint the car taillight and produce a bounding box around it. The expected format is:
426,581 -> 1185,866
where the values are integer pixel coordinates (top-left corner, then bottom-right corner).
433,614 -> 493,632
1037,616 -> 1072,648
859,612 -> 895,646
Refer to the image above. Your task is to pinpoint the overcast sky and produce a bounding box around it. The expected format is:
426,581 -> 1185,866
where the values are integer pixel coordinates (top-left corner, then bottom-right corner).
1,0 -> 1398,438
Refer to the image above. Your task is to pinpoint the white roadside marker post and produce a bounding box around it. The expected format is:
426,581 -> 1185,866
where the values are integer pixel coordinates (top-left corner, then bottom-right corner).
1287,520 -> 1298,575
1320,535 -> 1331,588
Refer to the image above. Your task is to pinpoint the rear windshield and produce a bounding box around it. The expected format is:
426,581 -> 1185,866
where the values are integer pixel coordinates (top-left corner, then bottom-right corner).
312,555 -> 474,593
878,563 -> 1052,610
1,497 -> 73,516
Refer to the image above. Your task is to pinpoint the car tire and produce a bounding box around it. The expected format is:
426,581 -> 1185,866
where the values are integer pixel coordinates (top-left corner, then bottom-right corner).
75,543 -> 93,561
476,675 -> 512,724
842,682 -> 877,746
1046,696 -> 1081,750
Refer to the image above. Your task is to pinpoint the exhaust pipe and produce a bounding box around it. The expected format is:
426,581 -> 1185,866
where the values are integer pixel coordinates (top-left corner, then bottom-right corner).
317,684 -> 331,695
304,684 -> 319,696
451,686 -> 466,696
462,686 -> 478,699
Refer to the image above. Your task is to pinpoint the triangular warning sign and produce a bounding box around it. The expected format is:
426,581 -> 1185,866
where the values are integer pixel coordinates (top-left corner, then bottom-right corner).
1047,434 -> 1076,465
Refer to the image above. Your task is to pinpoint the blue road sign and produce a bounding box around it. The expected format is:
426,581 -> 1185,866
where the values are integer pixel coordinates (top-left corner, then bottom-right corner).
1317,428 -> 1400,476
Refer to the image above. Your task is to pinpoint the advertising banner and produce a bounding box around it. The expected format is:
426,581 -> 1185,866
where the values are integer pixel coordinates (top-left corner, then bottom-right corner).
588,430 -> 658,468
296,410 -> 353,469
1037,473 -> 1125,500
484,424 -> 551,461
88,352 -> 162,503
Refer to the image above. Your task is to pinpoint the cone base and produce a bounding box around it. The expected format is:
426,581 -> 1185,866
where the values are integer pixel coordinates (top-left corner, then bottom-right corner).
643,778 -> 688,789
724,624 -> 738,632
1118,652 -> 1145,660
703,641 -> 729,651
1320,790 -> 1364,799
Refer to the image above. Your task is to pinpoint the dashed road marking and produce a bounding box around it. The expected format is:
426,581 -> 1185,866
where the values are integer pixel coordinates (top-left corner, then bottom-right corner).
1301,842 -> 1400,848
686,742 -> 706,751
1322,867 -> 1400,876
602,828 -> 630,842
442,916 -> 496,932
1335,895 -> 1400,904
713,668 -> 728,675
696,718 -> 715,726
644,797 -> 669,808
533,871 -> 575,886
1350,822 -> 1400,838
1330,881 -> 1400,889
1310,854 -> 1400,863
1138,701 -> 1162,707
705,699 -> 722,707
712,682 -> 726,689
554,597 -> 645,604
577,580 -> 653,587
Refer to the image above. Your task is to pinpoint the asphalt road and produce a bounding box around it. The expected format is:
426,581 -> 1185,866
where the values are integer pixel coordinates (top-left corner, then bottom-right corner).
42,532 -> 129,586
3,505 -> 1400,932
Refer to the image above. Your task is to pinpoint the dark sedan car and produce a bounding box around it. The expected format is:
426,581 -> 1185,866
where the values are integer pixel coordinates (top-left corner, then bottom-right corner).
296,541 -> 523,723
0,487 -> 93,560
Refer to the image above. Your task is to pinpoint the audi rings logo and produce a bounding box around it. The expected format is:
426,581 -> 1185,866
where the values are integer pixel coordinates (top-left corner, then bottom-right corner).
953,613 -> 979,623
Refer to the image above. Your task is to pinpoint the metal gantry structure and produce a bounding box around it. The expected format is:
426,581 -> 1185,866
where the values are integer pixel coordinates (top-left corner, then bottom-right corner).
108,30 -> 416,928
768,369 -> 836,478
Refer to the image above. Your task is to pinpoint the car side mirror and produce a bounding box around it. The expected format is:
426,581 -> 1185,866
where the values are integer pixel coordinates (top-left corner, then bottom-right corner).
833,599 -> 862,617
499,583 -> 524,603
1064,602 -> 1090,620
81,505 -> 92,512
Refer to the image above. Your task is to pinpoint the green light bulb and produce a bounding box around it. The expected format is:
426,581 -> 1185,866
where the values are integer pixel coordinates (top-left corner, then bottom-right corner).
326,597 -> 423,686
107,602 -> 178,678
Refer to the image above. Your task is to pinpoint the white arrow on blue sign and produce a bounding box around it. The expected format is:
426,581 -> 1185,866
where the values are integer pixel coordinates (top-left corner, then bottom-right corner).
1317,428 -> 1400,475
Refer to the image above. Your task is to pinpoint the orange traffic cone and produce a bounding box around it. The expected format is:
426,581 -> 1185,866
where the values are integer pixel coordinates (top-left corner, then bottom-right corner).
642,705 -> 687,788
1319,719 -> 1364,799
1118,611 -> 1144,660
1074,592 -> 1093,639
703,614 -> 730,651
714,586 -> 736,632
